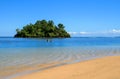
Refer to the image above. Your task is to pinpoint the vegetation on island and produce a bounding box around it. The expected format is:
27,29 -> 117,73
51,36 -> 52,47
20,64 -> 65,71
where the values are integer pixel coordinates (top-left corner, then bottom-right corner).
14,20 -> 70,38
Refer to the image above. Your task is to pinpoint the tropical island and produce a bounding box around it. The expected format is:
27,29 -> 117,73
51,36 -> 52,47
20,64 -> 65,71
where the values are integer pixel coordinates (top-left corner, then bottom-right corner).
14,20 -> 70,38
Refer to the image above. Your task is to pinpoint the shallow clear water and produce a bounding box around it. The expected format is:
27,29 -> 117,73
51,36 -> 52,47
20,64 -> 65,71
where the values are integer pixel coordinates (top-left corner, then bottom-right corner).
0,37 -> 120,79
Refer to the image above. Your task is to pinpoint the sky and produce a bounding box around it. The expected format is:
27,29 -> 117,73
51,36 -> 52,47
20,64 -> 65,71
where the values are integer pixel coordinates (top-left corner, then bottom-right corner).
0,0 -> 120,37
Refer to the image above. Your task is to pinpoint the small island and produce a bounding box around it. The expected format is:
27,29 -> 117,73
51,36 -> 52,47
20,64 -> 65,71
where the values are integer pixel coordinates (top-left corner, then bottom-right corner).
14,20 -> 70,38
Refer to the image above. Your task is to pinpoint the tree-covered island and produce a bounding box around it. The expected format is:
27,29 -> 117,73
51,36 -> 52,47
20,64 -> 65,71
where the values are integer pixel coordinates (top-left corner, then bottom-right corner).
14,20 -> 70,38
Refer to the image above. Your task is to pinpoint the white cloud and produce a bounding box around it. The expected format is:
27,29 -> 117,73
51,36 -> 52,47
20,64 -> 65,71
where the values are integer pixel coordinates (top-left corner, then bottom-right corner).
79,32 -> 89,35
111,29 -> 120,33
69,29 -> 120,37
68,32 -> 78,35
68,32 -> 89,35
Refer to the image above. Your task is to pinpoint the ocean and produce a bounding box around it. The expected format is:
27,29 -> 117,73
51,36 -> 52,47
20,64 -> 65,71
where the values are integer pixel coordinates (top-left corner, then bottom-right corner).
0,37 -> 120,79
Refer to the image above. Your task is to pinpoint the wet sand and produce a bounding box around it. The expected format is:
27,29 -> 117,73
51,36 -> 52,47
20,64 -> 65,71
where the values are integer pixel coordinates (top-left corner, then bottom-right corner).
14,56 -> 120,79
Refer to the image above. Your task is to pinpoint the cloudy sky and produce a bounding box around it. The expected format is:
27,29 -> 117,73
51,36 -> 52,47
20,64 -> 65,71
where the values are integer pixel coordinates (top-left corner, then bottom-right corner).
69,29 -> 120,37
0,0 -> 120,37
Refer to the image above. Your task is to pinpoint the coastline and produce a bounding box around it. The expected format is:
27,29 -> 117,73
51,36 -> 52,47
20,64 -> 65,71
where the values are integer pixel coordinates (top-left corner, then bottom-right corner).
14,56 -> 120,79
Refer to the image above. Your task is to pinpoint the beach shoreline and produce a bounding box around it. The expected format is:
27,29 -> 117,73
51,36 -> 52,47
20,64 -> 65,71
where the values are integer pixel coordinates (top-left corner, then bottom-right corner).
14,56 -> 120,79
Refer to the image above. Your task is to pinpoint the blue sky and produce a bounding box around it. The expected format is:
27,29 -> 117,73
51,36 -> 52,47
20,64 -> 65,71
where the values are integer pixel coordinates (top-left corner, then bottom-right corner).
0,0 -> 120,37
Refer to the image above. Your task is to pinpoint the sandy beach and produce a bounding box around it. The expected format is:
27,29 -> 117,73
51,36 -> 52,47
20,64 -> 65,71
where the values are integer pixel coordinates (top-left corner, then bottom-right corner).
14,56 -> 120,79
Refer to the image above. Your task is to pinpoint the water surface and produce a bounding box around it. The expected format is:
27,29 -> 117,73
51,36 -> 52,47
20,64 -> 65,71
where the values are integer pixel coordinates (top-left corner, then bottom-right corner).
0,37 -> 120,79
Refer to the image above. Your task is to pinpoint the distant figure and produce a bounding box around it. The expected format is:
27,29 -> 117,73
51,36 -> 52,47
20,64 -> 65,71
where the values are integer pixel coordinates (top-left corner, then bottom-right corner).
46,39 -> 52,42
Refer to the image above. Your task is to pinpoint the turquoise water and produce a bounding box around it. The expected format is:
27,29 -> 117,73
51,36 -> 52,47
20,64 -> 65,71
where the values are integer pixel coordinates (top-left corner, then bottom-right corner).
0,37 -> 120,79
1,37 -> 120,48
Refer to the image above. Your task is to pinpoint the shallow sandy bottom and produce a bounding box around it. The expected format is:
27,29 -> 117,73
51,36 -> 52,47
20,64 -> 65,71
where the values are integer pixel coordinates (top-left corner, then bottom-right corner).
14,56 -> 120,79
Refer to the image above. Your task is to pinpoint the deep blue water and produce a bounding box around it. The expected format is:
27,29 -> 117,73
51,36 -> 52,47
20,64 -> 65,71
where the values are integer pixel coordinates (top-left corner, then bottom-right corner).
0,37 -> 120,48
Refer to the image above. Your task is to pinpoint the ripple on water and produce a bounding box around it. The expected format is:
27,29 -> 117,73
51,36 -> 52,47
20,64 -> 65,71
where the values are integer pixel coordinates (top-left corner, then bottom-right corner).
0,47 -> 120,78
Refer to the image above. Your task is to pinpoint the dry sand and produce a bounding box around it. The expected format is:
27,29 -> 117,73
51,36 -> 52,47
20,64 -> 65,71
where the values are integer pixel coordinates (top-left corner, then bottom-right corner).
14,56 -> 120,79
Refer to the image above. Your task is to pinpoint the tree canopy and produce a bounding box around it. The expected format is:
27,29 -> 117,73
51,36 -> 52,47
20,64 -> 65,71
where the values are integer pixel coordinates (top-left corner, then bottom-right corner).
14,20 -> 70,38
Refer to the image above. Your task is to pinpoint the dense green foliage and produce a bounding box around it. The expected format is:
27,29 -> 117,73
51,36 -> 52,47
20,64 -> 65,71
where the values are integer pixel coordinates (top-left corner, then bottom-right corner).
14,20 -> 70,38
